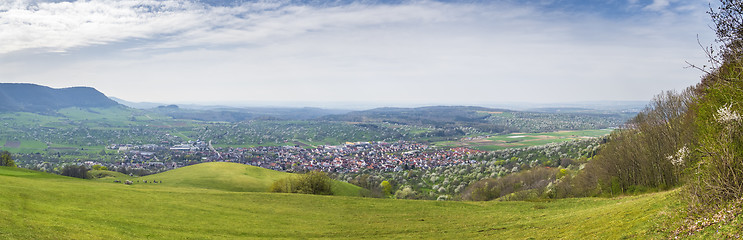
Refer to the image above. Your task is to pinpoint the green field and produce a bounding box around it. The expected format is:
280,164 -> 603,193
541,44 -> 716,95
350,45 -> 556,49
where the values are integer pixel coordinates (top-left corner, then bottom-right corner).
436,129 -> 612,150
0,165 -> 722,239
95,162 -> 362,197
0,140 -> 48,154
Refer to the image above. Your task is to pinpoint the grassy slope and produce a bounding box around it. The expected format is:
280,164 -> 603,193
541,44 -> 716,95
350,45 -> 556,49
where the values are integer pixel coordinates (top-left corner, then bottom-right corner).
0,166 -> 684,239
105,162 -> 361,197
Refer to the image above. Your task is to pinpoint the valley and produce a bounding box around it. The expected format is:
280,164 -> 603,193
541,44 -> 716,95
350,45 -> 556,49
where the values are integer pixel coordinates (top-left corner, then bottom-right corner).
0,100 -> 617,200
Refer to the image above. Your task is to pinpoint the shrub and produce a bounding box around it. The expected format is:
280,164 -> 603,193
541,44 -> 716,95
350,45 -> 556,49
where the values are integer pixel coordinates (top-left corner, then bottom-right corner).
394,186 -> 419,199
270,171 -> 333,195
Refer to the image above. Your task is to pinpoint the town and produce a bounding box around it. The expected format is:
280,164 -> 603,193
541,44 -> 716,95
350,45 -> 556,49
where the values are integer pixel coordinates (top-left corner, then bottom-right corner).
43,140 -> 484,176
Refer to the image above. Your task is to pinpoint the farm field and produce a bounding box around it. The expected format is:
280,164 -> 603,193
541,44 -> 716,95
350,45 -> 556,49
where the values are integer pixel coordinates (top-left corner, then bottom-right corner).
436,129 -> 612,151
0,140 -> 48,154
0,165 -> 689,239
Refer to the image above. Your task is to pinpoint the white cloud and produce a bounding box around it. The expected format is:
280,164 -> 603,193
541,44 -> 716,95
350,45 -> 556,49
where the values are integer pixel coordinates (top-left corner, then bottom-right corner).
0,0 -> 468,54
0,0 -> 200,53
644,0 -> 672,11
0,0 -> 716,105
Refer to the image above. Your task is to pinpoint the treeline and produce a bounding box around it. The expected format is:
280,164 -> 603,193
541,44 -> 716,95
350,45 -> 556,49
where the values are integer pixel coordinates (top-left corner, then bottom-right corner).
566,89 -> 697,197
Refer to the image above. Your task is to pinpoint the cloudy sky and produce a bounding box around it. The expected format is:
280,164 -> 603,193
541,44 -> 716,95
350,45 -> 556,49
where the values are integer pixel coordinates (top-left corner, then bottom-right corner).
0,0 -> 717,108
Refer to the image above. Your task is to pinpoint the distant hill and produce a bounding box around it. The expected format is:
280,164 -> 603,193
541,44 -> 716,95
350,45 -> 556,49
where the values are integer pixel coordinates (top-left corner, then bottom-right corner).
526,107 -> 600,113
111,96 -> 353,121
323,106 -> 512,133
150,105 -> 352,121
324,106 -> 510,124
0,83 -> 120,112
134,162 -> 362,197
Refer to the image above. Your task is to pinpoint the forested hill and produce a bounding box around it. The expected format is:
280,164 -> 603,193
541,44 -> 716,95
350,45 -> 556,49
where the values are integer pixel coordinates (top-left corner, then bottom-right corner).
0,83 -> 120,112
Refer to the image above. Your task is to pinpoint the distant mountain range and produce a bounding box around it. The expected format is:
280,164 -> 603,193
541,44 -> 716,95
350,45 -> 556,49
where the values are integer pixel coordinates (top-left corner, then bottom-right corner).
0,83 -> 120,112
0,83 -> 638,129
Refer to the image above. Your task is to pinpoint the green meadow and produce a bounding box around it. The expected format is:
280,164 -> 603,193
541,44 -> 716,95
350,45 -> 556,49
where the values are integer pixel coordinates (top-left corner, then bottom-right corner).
0,165 -> 695,239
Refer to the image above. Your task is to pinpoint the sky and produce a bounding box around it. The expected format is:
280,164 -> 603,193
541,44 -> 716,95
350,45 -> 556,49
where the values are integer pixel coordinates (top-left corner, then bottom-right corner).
0,0 -> 718,108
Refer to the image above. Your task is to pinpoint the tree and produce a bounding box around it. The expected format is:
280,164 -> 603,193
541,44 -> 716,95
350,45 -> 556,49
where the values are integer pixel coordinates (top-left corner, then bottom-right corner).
61,165 -> 91,179
380,180 -> 392,196
0,151 -> 15,167
709,0 -> 743,64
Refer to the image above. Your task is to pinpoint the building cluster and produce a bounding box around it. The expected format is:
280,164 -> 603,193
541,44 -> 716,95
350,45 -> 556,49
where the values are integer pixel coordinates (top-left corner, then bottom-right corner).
102,141 -> 483,174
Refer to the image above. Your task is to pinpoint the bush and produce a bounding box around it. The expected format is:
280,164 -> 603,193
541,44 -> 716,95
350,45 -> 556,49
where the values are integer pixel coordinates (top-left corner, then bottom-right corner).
0,151 -> 15,167
394,186 -> 420,199
270,171 -> 333,195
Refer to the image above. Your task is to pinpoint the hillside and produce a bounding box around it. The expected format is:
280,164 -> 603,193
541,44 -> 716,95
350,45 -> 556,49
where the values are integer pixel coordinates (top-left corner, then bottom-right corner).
0,83 -> 120,112
125,162 -> 362,197
0,166 -> 692,239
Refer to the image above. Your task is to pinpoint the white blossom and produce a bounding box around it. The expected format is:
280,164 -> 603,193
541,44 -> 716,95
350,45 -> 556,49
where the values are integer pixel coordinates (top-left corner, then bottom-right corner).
716,103 -> 741,123
667,146 -> 688,166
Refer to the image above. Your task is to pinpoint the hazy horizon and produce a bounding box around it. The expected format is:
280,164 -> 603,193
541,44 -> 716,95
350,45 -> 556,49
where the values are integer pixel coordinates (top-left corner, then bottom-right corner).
109,95 -> 649,111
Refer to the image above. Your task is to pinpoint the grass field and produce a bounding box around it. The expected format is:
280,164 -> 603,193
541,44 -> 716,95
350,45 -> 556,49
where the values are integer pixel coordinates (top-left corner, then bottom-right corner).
95,162 -> 362,197
436,129 -> 612,150
0,166 -> 697,239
